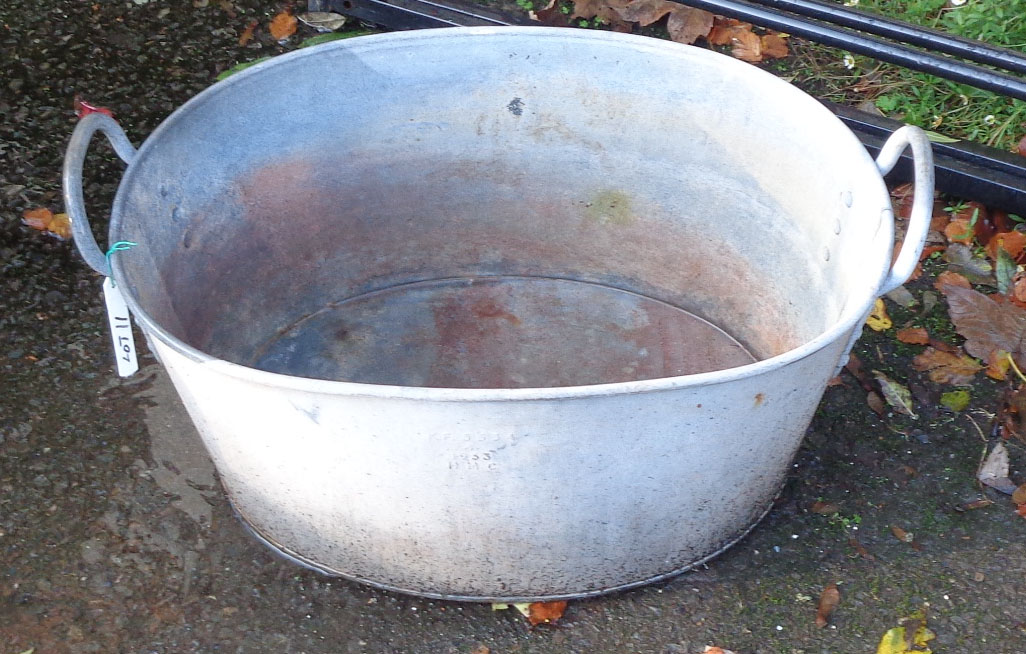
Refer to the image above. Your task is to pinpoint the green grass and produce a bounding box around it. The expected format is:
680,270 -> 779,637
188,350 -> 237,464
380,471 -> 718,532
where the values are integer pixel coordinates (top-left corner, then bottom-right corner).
788,0 -> 1026,148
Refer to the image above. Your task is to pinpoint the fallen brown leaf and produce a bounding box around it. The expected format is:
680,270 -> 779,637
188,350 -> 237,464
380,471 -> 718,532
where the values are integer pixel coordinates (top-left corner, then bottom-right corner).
1013,274 -> 1026,305
935,270 -> 971,290
666,7 -> 714,44
1001,386 -> 1026,442
911,347 -> 983,385
707,17 -> 749,45
1018,135 -> 1026,158
703,647 -> 737,654
986,230 -> 1026,262
919,244 -> 947,260
944,218 -> 974,244
569,0 -> 631,28
953,498 -> 993,512
816,583 -> 840,628
22,207 -> 52,231
470,646 -> 490,654
1012,483 -> 1026,505
848,537 -> 874,560
21,208 -> 70,240
726,27 -> 764,62
891,525 -> 913,542
1017,504 -> 1026,518
760,33 -> 789,59
810,501 -> 840,514
873,371 -> 917,417
896,327 -> 930,345
47,213 -> 71,240
845,354 -> 875,391
269,9 -> 297,40
615,0 -> 673,25
985,349 -> 1011,381
866,390 -> 886,417
238,18 -> 257,45
940,284 -> 1026,370
527,600 -> 567,626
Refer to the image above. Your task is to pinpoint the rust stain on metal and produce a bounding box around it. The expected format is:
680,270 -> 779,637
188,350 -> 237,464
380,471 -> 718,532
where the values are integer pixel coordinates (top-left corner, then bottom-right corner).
154,151 -> 806,387
471,298 -> 521,325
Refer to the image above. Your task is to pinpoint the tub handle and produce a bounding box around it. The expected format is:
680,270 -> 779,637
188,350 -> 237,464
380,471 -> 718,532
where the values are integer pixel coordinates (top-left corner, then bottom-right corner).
874,125 -> 934,295
834,125 -> 934,375
62,113 -> 137,276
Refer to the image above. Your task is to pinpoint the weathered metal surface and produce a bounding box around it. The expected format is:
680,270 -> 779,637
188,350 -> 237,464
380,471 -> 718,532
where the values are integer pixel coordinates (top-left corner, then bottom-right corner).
64,27 -> 933,600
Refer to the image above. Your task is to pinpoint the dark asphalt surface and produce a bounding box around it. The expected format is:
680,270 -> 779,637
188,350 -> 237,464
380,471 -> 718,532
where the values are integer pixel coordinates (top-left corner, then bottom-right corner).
2,2 -> 1026,652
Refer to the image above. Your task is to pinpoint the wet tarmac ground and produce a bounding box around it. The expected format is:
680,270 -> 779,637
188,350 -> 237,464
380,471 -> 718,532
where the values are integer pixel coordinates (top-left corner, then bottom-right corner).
3,1 -> 1026,652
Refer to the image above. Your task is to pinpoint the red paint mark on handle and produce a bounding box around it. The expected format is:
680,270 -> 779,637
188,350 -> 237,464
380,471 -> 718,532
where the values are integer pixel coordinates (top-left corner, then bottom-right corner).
74,94 -> 114,119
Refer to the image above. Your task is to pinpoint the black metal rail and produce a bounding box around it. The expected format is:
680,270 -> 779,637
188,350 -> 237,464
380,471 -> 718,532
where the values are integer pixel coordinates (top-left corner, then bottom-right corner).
309,0 -> 1026,213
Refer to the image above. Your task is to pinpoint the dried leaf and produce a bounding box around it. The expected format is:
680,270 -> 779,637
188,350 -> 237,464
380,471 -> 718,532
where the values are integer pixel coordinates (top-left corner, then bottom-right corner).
21,208 -> 70,240
876,624 -> 935,654
911,347 -> 983,385
703,648 -> 737,654
1017,503 -> 1026,517
896,327 -> 929,345
707,18 -> 750,45
986,230 -> 1026,262
269,9 -> 297,40
848,537 -> 875,560
666,7 -> 714,45
1019,135 -> 1026,158
866,390 -> 886,417
934,270 -> 971,290
846,354 -> 874,391
941,284 -> 1026,370
939,389 -> 970,412
571,0 -> 631,27
810,501 -> 840,514
1001,385 -> 1026,442
978,442 -> 1017,494
22,207 -> 52,231
987,349 -> 1012,380
886,285 -> 917,308
615,0 -> 673,25
815,583 -> 840,627
953,498 -> 993,512
891,525 -> 913,542
526,600 -> 567,626
996,247 -> 1018,295
1012,483 -> 1026,505
872,371 -> 917,418
943,243 -> 993,284
866,298 -> 892,331
1014,274 -> 1026,305
727,27 -> 764,63
48,213 -> 71,240
759,33 -> 789,59
298,11 -> 347,31
470,646 -> 490,654
944,218 -> 974,244
238,18 -> 257,45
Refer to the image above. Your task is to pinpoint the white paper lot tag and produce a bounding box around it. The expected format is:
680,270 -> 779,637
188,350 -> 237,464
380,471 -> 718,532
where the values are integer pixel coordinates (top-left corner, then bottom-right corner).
102,277 -> 139,377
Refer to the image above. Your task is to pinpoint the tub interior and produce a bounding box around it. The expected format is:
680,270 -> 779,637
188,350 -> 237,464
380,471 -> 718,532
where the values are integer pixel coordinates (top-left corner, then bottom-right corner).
113,30 -> 892,388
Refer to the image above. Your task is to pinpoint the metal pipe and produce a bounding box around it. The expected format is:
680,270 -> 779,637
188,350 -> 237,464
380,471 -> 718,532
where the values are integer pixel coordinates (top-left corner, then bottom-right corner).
743,0 -> 1026,74
670,0 -> 1026,101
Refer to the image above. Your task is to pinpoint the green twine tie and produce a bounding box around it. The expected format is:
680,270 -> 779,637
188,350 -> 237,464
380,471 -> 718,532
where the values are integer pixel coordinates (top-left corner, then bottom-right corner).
105,241 -> 137,285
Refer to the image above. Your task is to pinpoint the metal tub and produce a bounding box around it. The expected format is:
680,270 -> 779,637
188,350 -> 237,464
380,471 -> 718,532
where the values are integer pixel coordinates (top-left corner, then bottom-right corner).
64,27 -> 932,601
